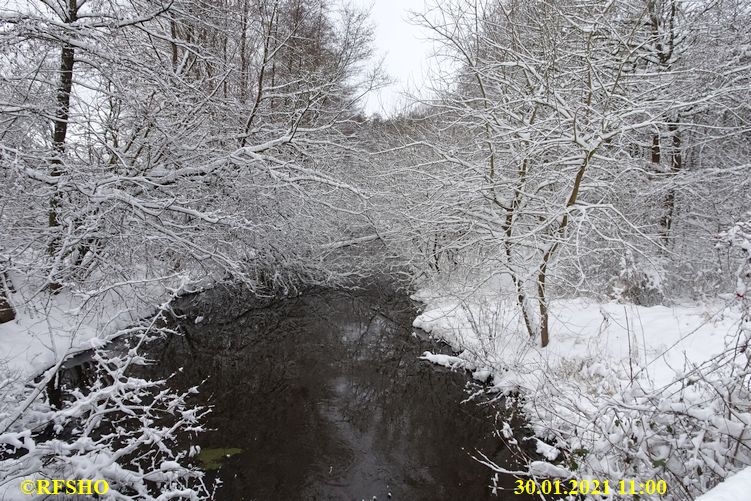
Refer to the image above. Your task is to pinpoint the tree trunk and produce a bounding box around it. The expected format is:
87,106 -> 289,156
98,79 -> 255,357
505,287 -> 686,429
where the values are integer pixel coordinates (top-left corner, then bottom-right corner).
660,120 -> 682,243
535,151 -> 595,347
537,261 -> 550,348
0,271 -> 14,324
47,0 -> 78,292
170,15 -> 179,70
239,0 -> 249,103
651,133 -> 661,165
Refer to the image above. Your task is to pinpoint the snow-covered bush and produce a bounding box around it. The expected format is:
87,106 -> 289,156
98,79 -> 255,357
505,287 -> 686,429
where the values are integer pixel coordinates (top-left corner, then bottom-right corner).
608,251 -> 665,307
0,329 -> 211,500
719,215 -> 751,323
519,348 -> 751,500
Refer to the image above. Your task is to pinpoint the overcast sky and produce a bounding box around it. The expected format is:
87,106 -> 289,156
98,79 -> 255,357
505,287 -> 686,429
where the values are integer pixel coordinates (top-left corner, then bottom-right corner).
351,0 -> 433,116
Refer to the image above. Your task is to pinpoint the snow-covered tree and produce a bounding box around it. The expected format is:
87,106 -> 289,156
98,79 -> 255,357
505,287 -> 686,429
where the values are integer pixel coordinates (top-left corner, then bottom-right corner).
0,0 -> 382,495
381,0 -> 751,347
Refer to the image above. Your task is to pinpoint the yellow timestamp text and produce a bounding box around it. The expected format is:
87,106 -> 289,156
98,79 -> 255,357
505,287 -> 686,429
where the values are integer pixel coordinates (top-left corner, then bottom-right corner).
514,479 -> 668,496
20,479 -> 109,496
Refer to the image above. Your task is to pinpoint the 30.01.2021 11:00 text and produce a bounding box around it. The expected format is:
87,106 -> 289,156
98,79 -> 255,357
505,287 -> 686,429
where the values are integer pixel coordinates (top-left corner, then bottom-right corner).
514,478 -> 668,496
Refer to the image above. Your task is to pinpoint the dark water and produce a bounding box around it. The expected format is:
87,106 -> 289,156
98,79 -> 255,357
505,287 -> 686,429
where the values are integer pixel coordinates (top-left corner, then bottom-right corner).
128,285 -> 532,500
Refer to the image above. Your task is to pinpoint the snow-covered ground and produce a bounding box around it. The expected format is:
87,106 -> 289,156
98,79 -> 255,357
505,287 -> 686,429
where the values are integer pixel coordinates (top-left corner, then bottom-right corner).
1,292 -> 145,380
0,273 -> 175,381
695,466 -> 751,501
413,277 -> 751,499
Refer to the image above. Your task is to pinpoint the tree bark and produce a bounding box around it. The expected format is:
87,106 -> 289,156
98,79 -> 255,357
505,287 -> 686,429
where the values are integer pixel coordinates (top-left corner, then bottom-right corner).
47,0 -> 78,292
651,133 -> 661,165
0,271 -> 14,324
238,0 -> 249,103
660,120 -> 682,243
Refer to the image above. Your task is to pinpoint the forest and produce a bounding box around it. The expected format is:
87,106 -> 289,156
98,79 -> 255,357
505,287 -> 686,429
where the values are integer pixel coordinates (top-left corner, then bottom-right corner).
1,0 -> 750,499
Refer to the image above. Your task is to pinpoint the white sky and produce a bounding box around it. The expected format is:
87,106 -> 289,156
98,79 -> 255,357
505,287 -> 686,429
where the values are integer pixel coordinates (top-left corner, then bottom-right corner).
351,0 -> 433,116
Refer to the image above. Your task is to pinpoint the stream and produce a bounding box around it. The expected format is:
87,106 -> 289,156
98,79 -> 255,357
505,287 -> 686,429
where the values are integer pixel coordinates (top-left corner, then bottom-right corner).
107,284 -> 532,499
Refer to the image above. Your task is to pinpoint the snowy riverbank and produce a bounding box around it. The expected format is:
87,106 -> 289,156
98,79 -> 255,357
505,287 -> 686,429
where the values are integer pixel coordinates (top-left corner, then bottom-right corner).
0,272 -> 184,381
413,277 -> 750,499
0,271 -> 211,500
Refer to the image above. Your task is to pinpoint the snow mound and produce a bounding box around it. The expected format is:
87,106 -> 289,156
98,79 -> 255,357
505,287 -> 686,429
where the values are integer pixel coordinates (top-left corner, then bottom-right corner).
695,467 -> 751,501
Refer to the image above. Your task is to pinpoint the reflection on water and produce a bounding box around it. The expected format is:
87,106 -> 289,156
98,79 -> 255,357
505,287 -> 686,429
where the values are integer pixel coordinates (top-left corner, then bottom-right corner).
131,285 -> 530,500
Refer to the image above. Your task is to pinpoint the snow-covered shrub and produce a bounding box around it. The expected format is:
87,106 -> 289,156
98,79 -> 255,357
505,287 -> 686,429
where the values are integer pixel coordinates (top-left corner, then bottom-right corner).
534,351 -> 751,498
0,328 -> 211,500
608,251 -> 664,307
470,340 -> 751,500
719,215 -> 751,326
